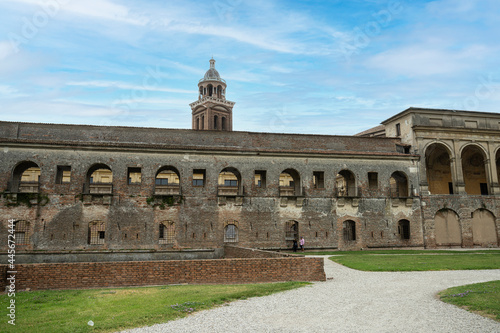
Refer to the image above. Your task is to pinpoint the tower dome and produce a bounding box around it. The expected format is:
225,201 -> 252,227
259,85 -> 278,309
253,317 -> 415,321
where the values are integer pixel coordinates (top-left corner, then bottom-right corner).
203,58 -> 221,81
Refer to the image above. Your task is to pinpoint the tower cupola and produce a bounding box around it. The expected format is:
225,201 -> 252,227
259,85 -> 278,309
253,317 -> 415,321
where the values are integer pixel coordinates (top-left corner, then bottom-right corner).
190,59 -> 235,131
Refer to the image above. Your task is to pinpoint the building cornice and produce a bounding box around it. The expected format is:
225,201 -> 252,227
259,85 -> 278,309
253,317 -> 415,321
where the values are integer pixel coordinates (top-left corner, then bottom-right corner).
189,96 -> 235,109
381,107 -> 500,125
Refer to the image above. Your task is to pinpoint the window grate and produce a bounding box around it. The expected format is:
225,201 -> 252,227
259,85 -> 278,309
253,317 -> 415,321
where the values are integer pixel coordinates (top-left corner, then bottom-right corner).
89,221 -> 105,244
224,224 -> 238,242
15,220 -> 30,245
159,221 -> 175,244
285,221 -> 298,240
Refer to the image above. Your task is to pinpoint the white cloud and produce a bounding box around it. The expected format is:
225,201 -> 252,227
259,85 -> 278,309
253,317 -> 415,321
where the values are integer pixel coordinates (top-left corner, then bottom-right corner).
67,81 -> 194,94
0,41 -> 16,60
164,23 -> 299,54
0,85 -> 18,95
365,44 -> 491,77
8,0 -> 148,25
109,98 -> 192,106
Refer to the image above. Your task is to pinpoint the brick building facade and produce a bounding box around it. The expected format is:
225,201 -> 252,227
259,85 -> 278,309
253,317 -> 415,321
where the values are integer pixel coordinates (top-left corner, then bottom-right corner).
1,60 -> 499,262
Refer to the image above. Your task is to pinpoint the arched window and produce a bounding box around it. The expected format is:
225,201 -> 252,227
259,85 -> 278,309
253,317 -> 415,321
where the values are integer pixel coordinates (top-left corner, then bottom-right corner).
12,161 -> 40,193
462,145 -> 488,195
207,84 -> 213,96
218,167 -> 241,196
86,164 -> 112,194
214,115 -> 219,130
390,171 -> 408,197
336,170 -> 356,197
196,117 -> 200,130
221,117 -> 226,130
154,166 -> 180,195
398,220 -> 410,240
224,222 -> 238,242
279,169 -> 301,196
217,85 -> 222,98
201,115 -> 205,130
343,220 -> 356,241
14,220 -> 30,245
285,220 -> 299,240
159,221 -> 175,244
88,221 -> 105,245
425,143 -> 453,194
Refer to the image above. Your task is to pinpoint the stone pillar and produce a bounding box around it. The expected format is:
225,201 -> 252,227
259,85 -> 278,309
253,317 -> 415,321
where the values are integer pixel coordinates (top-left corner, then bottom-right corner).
452,140 -> 466,194
487,142 -> 500,195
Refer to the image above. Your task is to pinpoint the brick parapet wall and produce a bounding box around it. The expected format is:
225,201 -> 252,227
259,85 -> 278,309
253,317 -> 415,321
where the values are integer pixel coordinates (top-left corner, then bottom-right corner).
0,121 -> 405,156
224,245 -> 304,258
0,257 -> 326,291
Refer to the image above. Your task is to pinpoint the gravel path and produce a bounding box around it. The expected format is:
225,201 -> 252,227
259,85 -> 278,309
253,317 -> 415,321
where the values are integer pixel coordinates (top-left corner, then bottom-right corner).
122,256 -> 500,333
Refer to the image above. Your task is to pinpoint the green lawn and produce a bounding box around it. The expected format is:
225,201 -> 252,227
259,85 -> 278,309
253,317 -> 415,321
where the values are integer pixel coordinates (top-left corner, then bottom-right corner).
0,282 -> 309,333
301,249 -> 500,256
439,280 -> 500,322
328,251 -> 500,271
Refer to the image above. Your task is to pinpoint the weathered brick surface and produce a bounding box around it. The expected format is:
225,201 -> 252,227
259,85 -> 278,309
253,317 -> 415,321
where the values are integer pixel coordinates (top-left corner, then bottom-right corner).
0,144 -> 422,252
0,121 -> 405,155
0,257 -> 326,290
1,119 -> 497,254
420,195 -> 500,248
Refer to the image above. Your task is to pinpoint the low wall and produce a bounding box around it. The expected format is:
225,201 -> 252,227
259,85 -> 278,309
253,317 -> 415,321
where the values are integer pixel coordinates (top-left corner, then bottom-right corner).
0,248 -> 223,264
224,245 -> 303,258
1,257 -> 326,291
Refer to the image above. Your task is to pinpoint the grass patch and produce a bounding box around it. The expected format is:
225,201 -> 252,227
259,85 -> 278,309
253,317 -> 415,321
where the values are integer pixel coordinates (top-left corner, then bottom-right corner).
439,280 -> 500,321
0,282 -> 309,333
328,252 -> 500,271
301,249 -> 500,256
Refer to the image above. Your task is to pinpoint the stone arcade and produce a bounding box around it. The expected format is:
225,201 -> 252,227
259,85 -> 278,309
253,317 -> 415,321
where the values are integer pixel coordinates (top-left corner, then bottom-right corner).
1,59 -> 500,263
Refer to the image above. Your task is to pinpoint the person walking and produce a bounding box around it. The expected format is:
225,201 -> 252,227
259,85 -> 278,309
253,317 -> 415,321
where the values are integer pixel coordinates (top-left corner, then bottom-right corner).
299,236 -> 305,251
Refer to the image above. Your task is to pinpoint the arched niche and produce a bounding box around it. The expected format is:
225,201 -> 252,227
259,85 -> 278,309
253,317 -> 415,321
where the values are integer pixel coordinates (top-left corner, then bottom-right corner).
279,168 -> 301,196
461,145 -> 488,195
154,166 -> 181,195
336,169 -> 356,197
218,167 -> 242,196
11,161 -> 40,193
390,171 -> 409,197
471,209 -> 498,247
434,209 -> 462,246
425,143 -> 453,194
86,164 -> 112,194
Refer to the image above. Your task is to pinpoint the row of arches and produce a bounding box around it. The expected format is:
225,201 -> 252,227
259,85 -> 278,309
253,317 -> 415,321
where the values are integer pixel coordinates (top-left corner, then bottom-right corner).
434,208 -> 499,246
425,142 -> 500,195
199,83 -> 225,99
194,114 -> 228,130
7,161 -> 412,198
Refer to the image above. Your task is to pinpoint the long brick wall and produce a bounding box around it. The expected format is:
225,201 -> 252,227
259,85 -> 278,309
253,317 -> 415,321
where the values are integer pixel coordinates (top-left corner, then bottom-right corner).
1,257 -> 325,291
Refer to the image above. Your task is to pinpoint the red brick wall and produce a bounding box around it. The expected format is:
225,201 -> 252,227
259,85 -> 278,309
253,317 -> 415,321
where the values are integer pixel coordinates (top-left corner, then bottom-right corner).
1,257 -> 325,291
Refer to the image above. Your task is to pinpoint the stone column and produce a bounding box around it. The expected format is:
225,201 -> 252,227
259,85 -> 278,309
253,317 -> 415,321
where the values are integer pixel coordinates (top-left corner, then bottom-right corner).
452,140 -> 466,194
487,141 -> 500,195
417,138 -> 430,195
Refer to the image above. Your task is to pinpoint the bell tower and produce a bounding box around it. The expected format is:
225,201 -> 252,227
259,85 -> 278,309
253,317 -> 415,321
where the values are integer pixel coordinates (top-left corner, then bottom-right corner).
190,58 -> 235,131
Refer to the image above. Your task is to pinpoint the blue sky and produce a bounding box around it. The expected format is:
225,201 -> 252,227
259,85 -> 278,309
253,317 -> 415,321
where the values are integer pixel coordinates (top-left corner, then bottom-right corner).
0,0 -> 499,135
